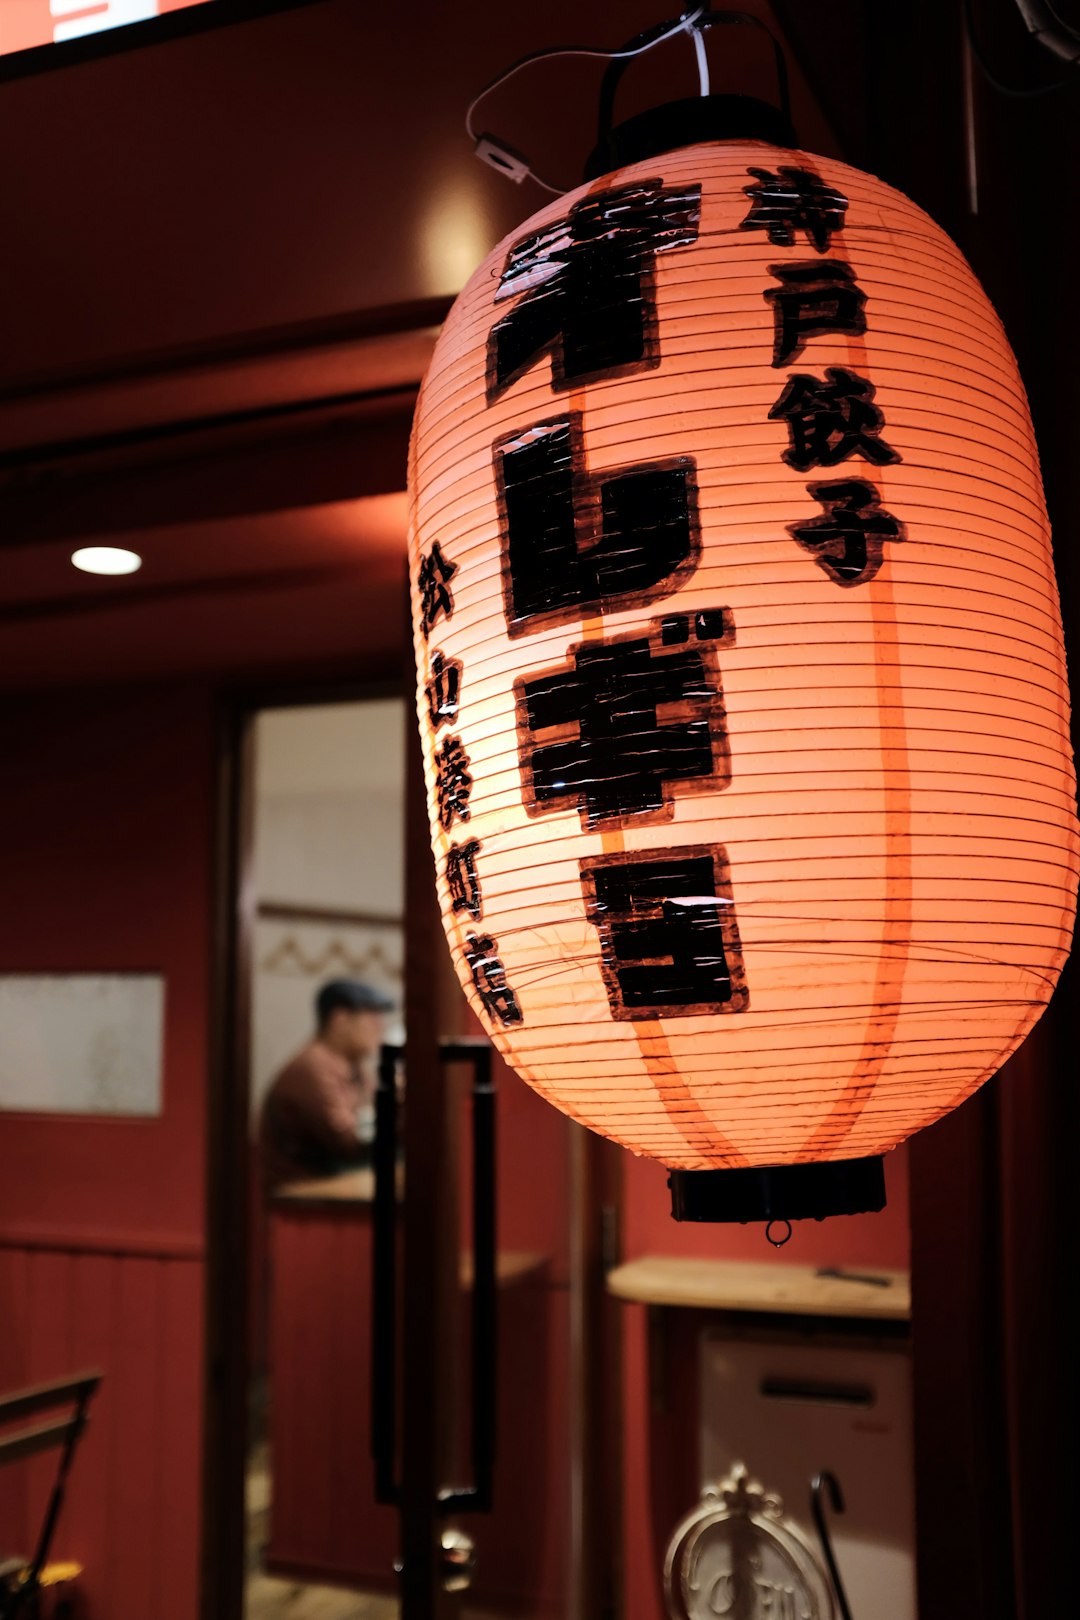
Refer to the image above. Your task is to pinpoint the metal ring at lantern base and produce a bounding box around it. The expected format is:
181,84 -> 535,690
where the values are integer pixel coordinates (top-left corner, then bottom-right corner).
668,1155 -> 886,1224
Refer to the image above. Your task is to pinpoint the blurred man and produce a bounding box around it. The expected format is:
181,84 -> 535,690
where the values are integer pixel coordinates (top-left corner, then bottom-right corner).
259,978 -> 393,1189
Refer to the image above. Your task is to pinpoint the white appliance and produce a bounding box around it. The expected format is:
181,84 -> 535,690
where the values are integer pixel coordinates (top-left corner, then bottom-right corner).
699,1326 -> 917,1619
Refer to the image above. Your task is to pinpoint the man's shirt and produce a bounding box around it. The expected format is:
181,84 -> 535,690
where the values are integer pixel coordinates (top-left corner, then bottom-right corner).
259,1039 -> 369,1189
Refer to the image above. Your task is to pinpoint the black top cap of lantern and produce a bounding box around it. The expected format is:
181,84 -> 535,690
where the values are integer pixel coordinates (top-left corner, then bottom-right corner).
583,91 -> 796,181
584,10 -> 795,180
668,1155 -> 887,1225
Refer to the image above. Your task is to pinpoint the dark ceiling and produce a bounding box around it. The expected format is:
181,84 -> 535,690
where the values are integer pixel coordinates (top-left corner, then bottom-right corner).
0,0 -> 1075,690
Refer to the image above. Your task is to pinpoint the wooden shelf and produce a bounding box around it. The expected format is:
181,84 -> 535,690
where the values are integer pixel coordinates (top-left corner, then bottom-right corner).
606,1256 -> 910,1322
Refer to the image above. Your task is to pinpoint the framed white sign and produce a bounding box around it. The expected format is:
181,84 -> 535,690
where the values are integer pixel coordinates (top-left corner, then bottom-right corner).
0,973 -> 164,1116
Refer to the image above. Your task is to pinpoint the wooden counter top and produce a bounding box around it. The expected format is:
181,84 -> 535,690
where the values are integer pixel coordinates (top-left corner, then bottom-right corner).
462,1251 -> 547,1288
606,1256 -> 910,1322
271,1167 -> 382,1206
269,1175 -> 546,1289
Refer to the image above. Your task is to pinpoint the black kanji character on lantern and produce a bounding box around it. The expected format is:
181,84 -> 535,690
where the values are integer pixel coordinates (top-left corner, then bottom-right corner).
417,541 -> 457,639
519,632 -> 726,828
764,262 -> 867,367
464,933 -> 524,1028
581,846 -> 747,1020
740,165 -> 849,254
445,838 -> 483,919
769,367 -> 899,472
488,179 -> 701,400
788,477 -> 905,585
435,735 -> 473,831
425,649 -> 462,729
496,414 -> 697,634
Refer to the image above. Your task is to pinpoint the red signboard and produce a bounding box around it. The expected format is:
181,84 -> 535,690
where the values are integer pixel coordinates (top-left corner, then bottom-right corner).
1,0 -> 214,58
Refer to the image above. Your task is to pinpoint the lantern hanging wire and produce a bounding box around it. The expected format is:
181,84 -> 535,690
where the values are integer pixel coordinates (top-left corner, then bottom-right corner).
1011,0 -> 1080,61
963,0 -> 1080,95
466,0 -> 1080,186
464,5 -> 780,194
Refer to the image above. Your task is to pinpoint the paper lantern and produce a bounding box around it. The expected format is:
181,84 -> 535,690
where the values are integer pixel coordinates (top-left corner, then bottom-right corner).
407,138 -> 1078,1219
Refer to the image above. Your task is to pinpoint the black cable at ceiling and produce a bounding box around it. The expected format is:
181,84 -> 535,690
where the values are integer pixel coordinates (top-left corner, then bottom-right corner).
1012,0 -> 1080,61
963,0 -> 1078,95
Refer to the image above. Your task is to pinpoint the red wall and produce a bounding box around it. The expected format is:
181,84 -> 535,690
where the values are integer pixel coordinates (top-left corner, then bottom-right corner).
265,1205 -> 399,1588
0,684 -> 214,1620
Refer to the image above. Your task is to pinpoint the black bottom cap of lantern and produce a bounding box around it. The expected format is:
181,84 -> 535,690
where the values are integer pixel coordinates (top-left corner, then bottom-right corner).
668,1156 -> 886,1225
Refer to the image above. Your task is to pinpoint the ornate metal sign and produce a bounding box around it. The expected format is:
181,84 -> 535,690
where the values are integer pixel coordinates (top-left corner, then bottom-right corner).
665,1462 -> 836,1620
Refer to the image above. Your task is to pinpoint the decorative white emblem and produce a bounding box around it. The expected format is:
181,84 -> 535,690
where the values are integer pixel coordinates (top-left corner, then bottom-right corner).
664,1462 -> 836,1620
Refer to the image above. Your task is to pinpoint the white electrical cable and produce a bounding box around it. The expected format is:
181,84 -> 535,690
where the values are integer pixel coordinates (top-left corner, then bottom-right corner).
692,22 -> 711,94
465,6 -> 710,194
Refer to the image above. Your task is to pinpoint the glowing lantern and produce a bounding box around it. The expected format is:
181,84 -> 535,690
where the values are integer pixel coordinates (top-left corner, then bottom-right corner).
407,139 -> 1078,1220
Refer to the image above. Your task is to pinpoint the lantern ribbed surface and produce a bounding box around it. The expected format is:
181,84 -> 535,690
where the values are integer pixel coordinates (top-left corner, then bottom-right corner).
408,140 -> 1078,1172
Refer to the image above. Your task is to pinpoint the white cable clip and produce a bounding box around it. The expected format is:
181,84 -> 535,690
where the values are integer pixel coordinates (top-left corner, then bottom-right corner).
473,135 -> 532,185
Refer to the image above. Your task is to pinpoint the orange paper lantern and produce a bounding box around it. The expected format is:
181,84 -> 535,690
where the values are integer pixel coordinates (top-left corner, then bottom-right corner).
408,139 -> 1078,1217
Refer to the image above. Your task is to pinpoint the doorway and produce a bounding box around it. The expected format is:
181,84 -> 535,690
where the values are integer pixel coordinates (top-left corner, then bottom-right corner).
243,697 -> 406,1620
210,687 -> 594,1620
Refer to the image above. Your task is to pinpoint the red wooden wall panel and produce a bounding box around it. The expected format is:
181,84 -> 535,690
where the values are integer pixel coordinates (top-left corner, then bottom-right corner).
158,1258 -> 205,1620
0,1247 -> 31,1562
67,1252 -> 117,1614
0,684 -> 213,1619
267,1203 -> 569,1615
471,1276 -> 569,1617
0,1246 -> 205,1619
267,1206 -> 399,1586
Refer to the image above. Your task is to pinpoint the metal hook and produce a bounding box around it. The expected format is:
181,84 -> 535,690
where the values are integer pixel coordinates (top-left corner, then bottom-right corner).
810,1471 -> 854,1620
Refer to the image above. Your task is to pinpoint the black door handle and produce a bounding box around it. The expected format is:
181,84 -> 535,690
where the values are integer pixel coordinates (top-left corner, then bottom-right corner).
370,1039 -> 498,1515
372,1042 -> 401,1506
441,1040 -> 496,1515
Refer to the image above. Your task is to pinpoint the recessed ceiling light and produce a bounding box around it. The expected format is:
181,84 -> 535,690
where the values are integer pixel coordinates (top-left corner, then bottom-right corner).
71,546 -> 143,576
